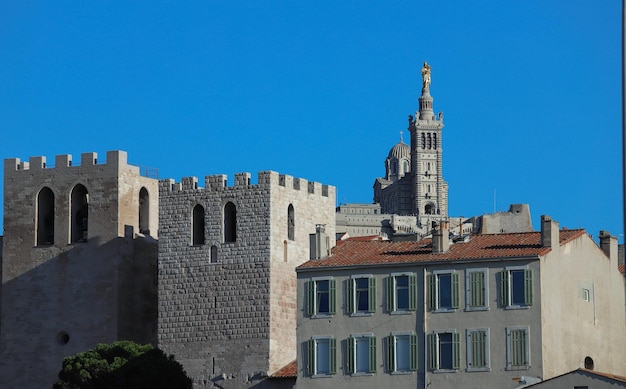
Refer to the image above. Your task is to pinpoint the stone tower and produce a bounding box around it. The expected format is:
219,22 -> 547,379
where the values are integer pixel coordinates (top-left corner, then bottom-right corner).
0,150 -> 159,388
158,171 -> 336,388
410,61 -> 448,221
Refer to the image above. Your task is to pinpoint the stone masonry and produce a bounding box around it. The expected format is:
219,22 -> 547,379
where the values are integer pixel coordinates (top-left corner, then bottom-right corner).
158,171 -> 336,388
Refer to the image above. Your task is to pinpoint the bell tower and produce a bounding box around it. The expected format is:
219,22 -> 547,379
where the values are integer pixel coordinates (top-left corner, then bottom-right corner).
409,62 -> 448,223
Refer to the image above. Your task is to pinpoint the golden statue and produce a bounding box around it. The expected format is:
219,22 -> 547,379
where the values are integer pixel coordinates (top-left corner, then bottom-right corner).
421,61 -> 431,90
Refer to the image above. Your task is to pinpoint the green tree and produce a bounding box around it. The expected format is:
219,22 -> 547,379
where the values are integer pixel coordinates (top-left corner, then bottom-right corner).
54,340 -> 192,389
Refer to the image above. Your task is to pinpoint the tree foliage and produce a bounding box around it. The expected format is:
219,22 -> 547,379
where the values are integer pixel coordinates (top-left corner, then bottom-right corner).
54,340 -> 192,389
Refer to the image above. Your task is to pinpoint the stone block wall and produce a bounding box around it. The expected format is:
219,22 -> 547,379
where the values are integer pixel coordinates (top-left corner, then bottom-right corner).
158,171 -> 335,388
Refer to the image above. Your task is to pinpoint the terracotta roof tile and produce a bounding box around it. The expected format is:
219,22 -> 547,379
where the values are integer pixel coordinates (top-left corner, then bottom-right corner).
270,360 -> 297,378
299,230 -> 586,270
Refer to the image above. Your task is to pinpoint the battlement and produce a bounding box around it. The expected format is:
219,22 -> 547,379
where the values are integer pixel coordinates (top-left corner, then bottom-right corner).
160,170 -> 333,197
4,150 -> 132,173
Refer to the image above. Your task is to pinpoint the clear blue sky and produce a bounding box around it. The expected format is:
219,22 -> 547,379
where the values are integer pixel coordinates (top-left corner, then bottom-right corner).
0,1 -> 622,241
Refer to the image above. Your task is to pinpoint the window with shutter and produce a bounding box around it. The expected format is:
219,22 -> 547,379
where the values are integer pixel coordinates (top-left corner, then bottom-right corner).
307,337 -> 336,376
348,334 -> 376,375
502,268 -> 533,308
307,278 -> 336,317
348,276 -> 376,315
506,327 -> 530,370
387,333 -> 416,373
466,328 -> 490,371
466,269 -> 488,310
428,331 -> 460,372
387,273 -> 416,313
429,271 -> 460,311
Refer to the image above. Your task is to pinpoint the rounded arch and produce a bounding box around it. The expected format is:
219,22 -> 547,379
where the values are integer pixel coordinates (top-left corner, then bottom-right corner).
584,356 -> 594,370
192,204 -> 205,245
36,186 -> 55,246
402,159 -> 410,175
70,184 -> 89,243
424,202 -> 436,215
288,204 -> 295,241
139,187 -> 150,234
223,201 -> 237,243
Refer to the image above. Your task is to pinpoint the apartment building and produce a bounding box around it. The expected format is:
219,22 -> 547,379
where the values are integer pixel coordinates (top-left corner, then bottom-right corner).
295,216 -> 626,389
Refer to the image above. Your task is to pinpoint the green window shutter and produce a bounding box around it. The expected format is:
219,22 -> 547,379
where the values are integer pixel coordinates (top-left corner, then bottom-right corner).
524,269 -> 533,306
452,332 -> 460,369
470,330 -> 486,368
385,277 -> 393,312
306,339 -> 314,376
306,281 -> 314,316
427,333 -> 437,370
409,334 -> 418,371
346,336 -> 355,374
469,271 -> 485,307
368,277 -> 376,313
329,338 -> 337,374
510,329 -> 527,367
409,274 -> 417,311
329,279 -> 336,315
369,336 -> 377,373
386,335 -> 395,372
451,272 -> 460,309
346,279 -> 354,314
427,274 -> 436,311
500,270 -> 510,307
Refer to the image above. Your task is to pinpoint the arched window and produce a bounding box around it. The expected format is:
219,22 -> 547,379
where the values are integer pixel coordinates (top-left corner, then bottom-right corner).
584,356 -> 594,370
425,203 -> 435,215
288,204 -> 295,241
192,204 -> 205,245
391,161 -> 397,174
421,133 -> 426,149
139,187 -> 149,234
224,202 -> 237,243
36,187 -> 55,246
403,161 -> 409,174
70,184 -> 89,243
427,133 -> 432,149
433,133 -> 437,150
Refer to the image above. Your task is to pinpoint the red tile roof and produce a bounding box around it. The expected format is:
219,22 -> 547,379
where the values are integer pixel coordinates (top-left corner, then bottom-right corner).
298,230 -> 586,270
270,360 -> 297,378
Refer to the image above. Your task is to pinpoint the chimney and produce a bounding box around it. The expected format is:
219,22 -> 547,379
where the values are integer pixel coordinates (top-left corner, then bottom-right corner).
310,224 -> 330,260
599,230 -> 618,263
540,215 -> 559,249
432,221 -> 450,253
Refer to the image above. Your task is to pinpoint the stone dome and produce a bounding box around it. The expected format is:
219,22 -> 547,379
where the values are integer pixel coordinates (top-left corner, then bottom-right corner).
387,141 -> 410,160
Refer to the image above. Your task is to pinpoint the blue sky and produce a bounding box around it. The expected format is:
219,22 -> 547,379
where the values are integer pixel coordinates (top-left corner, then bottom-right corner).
0,1 -> 622,241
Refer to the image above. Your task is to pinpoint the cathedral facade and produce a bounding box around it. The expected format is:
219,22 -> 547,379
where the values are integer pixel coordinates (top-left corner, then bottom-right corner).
373,62 -> 448,228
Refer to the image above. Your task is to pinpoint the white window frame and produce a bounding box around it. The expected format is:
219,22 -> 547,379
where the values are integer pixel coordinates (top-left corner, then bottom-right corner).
349,274 -> 375,316
503,266 -> 532,310
308,276 -> 335,318
389,272 -> 416,314
428,330 -> 460,373
430,270 -> 459,312
465,268 -> 489,311
348,333 -> 376,375
466,328 -> 490,372
309,336 -> 336,377
506,326 -> 530,370
389,331 -> 416,374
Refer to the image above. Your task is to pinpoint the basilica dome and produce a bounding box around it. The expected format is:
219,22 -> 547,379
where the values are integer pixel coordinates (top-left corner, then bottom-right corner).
387,140 -> 410,160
